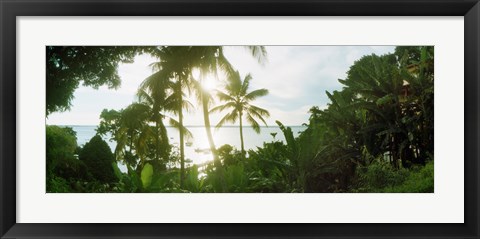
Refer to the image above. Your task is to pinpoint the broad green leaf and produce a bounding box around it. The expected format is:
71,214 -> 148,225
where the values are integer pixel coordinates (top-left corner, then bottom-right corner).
141,163 -> 154,189
128,167 -> 142,192
112,162 -> 123,180
376,94 -> 394,106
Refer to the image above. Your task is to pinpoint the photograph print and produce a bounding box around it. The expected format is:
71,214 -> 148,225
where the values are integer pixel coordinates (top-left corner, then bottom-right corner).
46,46 -> 434,193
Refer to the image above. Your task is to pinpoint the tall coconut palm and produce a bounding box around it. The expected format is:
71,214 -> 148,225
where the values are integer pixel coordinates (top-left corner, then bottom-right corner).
144,46 -> 266,191
138,69 -> 174,164
138,79 -> 194,163
187,47 -> 267,156
210,71 -> 270,156
115,103 -> 155,170
146,46 -> 195,187
187,46 -> 267,192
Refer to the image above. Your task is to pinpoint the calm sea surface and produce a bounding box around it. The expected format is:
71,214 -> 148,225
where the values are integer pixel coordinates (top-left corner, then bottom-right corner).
70,125 -> 306,169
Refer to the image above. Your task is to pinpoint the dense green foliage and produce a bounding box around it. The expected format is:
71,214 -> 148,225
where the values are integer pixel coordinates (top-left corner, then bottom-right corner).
46,46 -> 434,193
278,46 -> 434,192
46,46 -> 155,115
46,125 -> 77,174
353,161 -> 434,193
79,135 -> 117,183
46,126 -> 88,192
46,128 -> 123,192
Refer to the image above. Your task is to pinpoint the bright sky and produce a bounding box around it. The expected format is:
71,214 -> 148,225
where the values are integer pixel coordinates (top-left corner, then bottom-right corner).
46,46 -> 395,126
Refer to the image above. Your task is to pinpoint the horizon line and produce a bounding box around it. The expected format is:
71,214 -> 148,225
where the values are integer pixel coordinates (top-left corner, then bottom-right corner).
48,124 -> 307,127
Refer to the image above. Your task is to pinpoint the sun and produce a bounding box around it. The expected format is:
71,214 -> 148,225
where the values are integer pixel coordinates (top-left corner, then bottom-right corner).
203,76 -> 217,91
191,68 -> 220,92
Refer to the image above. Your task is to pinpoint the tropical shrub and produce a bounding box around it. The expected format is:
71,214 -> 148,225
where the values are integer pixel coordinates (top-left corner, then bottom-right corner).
182,165 -> 204,193
79,135 -> 117,183
46,125 -> 89,192
54,156 -> 90,181
46,125 -> 77,175
352,160 -> 433,193
246,141 -> 293,192
47,175 -> 71,193
383,161 -> 434,193
353,160 -> 409,192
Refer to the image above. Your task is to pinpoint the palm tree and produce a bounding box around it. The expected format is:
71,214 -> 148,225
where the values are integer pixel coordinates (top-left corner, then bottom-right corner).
138,76 -> 194,173
143,46 -> 266,191
145,46 -> 195,187
138,68 -> 174,164
115,103 -> 155,170
166,79 -> 195,185
210,71 -> 270,156
188,46 -> 267,157
187,46 -> 266,192
173,46 -> 265,192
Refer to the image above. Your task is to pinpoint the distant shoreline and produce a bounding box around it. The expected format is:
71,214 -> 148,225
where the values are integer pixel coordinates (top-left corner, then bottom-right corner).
51,125 -> 307,128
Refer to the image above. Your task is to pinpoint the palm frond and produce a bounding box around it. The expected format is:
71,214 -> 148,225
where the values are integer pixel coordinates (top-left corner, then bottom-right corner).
181,98 -> 195,113
216,48 -> 235,77
246,106 -> 269,127
149,61 -> 163,72
215,110 -> 238,129
247,104 -> 270,117
210,102 -> 236,114
244,46 -> 268,65
240,73 -> 252,96
137,88 -> 154,105
225,71 -> 242,94
246,113 -> 261,133
140,70 -> 171,91
216,91 -> 236,102
244,88 -> 269,101
168,118 -> 193,140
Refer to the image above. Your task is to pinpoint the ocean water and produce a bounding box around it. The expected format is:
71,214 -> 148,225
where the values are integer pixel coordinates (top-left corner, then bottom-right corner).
71,125 -> 306,167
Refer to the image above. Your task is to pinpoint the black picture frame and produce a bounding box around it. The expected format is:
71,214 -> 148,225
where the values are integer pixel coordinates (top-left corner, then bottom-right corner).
1,0 -> 479,238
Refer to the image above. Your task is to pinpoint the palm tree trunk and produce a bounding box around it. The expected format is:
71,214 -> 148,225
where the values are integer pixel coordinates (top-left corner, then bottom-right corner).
178,83 -> 186,188
201,89 -> 227,192
157,117 -> 169,162
129,132 -> 137,167
239,112 -> 245,157
156,118 -> 160,162
129,132 -> 133,156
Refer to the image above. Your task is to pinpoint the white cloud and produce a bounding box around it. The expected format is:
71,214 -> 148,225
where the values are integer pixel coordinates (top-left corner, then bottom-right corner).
47,46 -> 395,126
266,104 -> 313,126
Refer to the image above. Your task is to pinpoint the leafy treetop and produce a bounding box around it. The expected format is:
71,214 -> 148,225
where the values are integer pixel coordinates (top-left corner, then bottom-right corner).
46,46 -> 156,115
